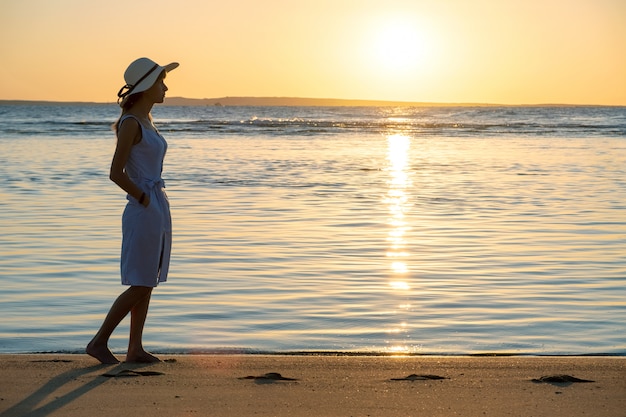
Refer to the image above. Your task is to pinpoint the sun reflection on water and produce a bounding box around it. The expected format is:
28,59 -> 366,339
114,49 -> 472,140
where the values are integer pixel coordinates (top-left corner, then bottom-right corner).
386,345 -> 411,354
384,133 -> 414,349
385,133 -> 412,281
389,279 -> 410,290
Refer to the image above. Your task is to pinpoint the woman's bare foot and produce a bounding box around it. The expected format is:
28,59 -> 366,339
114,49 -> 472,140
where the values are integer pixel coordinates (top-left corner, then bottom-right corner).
86,340 -> 120,364
126,349 -> 161,363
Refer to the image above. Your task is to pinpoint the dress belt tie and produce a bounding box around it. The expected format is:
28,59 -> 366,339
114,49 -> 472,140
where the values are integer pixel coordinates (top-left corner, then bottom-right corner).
142,178 -> 165,190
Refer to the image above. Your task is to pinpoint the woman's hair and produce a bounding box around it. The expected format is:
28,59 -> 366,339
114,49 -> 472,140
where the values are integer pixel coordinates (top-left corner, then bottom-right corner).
112,93 -> 143,133
112,70 -> 166,133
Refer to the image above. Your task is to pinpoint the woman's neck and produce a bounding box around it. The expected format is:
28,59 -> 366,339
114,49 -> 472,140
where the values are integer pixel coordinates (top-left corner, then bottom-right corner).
127,96 -> 154,118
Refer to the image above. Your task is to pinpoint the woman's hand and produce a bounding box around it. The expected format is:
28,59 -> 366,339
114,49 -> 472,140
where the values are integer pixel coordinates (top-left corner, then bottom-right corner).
138,191 -> 150,207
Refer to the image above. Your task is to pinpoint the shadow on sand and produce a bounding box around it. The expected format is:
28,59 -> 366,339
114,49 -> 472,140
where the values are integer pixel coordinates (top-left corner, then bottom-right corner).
0,361 -> 152,417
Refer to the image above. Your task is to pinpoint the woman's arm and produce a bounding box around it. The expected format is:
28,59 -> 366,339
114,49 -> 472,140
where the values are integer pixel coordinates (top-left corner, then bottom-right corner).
109,118 -> 151,207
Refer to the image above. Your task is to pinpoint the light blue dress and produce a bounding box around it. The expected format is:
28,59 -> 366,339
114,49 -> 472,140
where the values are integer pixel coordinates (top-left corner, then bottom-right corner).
119,115 -> 172,287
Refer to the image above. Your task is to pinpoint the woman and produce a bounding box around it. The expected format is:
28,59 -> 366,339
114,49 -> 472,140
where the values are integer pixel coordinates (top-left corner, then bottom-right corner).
87,57 -> 178,364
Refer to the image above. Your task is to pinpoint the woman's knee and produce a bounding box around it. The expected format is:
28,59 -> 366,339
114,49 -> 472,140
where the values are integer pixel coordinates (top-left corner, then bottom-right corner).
128,285 -> 153,298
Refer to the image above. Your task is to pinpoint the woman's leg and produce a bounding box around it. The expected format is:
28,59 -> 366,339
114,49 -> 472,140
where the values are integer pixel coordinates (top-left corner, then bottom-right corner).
126,288 -> 161,363
86,286 -> 153,364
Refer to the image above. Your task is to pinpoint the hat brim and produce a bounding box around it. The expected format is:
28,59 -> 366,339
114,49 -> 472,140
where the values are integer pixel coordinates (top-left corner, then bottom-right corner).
163,62 -> 179,72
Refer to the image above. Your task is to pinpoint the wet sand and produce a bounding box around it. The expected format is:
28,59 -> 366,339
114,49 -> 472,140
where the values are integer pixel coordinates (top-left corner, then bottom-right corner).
0,354 -> 624,416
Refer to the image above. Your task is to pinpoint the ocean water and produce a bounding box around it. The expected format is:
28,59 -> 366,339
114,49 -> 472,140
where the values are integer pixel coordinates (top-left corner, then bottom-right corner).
0,103 -> 625,355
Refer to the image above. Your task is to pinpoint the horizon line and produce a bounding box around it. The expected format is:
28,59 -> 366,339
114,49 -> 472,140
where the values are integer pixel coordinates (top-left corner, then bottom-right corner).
0,96 -> 623,107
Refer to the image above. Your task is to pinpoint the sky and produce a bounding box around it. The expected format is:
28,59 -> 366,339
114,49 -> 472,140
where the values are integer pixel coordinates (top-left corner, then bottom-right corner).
1,0 -> 625,105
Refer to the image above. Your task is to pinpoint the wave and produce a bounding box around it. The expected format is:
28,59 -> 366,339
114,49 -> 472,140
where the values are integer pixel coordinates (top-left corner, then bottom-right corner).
156,118 -> 626,137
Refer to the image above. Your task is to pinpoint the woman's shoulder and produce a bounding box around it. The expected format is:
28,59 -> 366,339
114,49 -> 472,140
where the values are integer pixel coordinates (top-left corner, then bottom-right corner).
118,113 -> 142,127
117,115 -> 143,144
120,113 -> 158,133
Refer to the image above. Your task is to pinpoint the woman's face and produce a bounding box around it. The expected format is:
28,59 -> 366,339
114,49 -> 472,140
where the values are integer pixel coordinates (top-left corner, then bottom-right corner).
145,75 -> 168,104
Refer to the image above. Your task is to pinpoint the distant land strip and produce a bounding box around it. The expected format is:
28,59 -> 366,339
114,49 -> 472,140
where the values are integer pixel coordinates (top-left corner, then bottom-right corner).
0,97 -> 616,107
163,96 -> 494,107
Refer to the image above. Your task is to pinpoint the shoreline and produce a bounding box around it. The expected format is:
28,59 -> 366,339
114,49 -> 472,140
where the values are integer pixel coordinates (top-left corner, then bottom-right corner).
1,354 -> 624,416
4,350 -> 626,357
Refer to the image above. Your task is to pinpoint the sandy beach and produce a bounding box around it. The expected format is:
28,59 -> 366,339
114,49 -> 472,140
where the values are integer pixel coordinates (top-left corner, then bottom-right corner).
0,354 -> 624,417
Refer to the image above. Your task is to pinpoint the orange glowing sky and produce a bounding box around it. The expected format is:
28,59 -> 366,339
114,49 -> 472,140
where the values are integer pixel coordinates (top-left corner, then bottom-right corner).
1,0 -> 625,105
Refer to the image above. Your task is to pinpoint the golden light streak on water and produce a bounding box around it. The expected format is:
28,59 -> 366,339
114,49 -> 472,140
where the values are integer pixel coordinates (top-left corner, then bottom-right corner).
384,133 -> 414,343
385,133 -> 412,276
389,280 -> 410,290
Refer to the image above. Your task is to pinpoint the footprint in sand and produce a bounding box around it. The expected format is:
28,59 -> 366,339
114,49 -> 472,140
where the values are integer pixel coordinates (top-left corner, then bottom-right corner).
390,374 -> 448,381
239,372 -> 298,381
531,375 -> 594,384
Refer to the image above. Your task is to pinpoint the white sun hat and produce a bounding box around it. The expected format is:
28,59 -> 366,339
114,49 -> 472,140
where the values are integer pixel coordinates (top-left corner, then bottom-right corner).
117,57 -> 179,106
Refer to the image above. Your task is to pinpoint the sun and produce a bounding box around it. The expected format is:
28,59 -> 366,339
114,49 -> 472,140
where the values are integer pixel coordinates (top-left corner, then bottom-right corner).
370,18 -> 430,75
